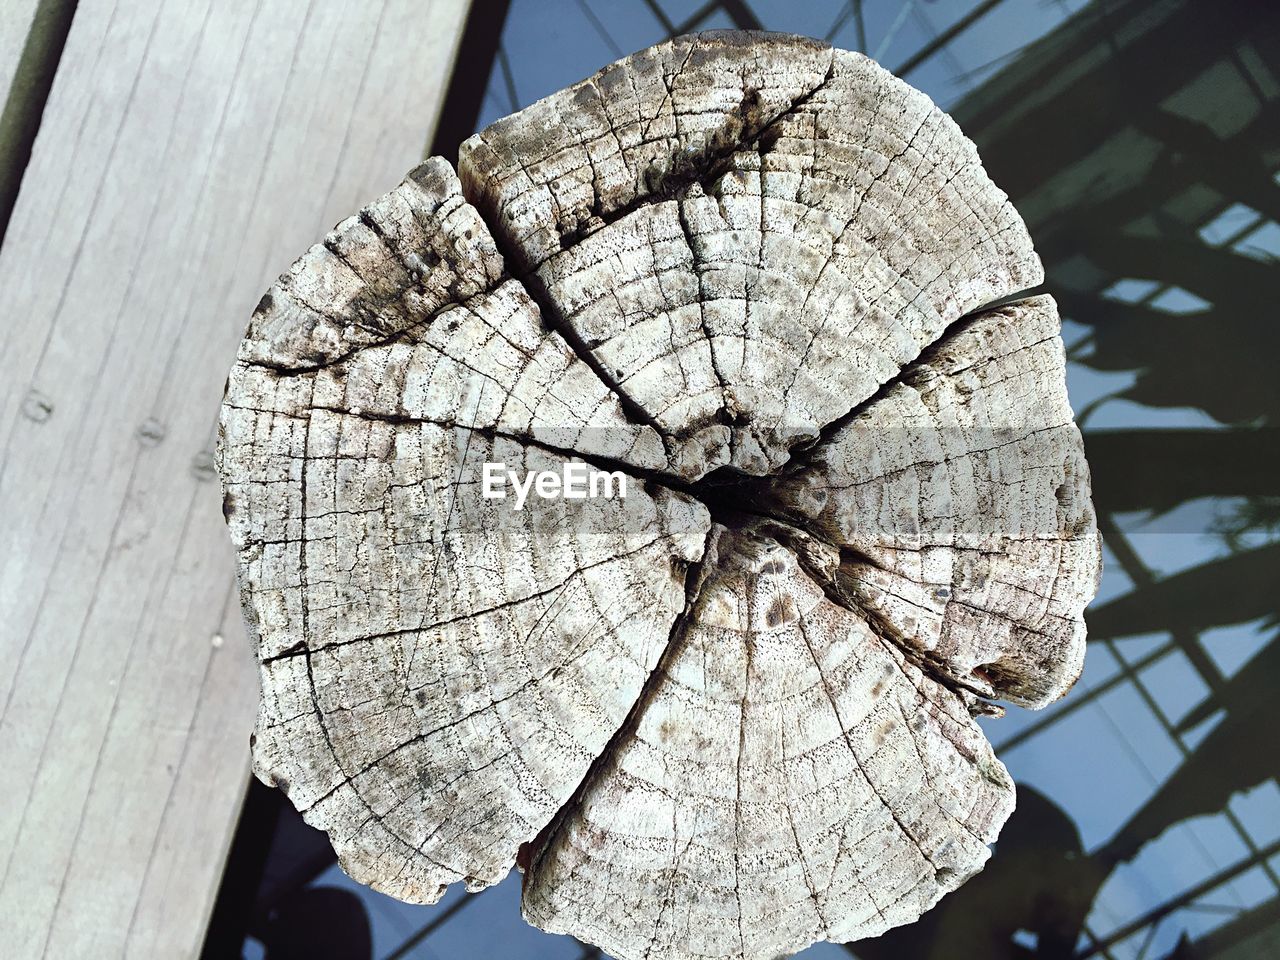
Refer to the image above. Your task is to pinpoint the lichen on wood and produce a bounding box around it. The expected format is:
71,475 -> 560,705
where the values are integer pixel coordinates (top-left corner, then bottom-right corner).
217,31 -> 1101,960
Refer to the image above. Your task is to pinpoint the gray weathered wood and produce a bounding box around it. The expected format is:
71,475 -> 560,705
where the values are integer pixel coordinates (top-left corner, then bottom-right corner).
0,0 -> 42,109
218,31 -> 1100,960
0,1 -> 470,956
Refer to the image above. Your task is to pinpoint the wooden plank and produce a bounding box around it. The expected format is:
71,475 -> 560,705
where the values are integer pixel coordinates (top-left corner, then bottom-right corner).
0,0 -> 77,241
0,0 -> 472,955
0,0 -> 42,104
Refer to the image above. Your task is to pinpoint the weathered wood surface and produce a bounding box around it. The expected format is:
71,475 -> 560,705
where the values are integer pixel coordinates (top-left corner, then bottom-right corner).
219,31 -> 1101,960
0,1 -> 42,106
0,1 -> 470,956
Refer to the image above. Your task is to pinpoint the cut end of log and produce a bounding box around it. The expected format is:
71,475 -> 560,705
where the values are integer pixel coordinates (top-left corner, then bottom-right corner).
216,30 -> 1099,960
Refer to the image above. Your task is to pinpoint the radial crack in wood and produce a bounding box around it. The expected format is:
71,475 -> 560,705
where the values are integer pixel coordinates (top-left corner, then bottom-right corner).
217,30 -> 1100,960
764,296 -> 1101,709
460,32 -> 1042,476
220,159 -> 711,900
523,524 -> 1015,960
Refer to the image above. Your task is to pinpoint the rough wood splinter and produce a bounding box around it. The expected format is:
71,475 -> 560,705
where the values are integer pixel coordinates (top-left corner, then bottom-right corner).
217,31 -> 1102,960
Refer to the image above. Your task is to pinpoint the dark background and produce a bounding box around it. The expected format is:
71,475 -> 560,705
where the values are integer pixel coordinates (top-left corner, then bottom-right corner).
204,1 -> 1280,958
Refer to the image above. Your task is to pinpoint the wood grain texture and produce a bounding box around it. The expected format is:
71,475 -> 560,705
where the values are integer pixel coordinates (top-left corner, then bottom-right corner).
0,0 -> 42,107
0,0 -> 470,956
461,32 -> 1041,477
0,0 -> 75,239
218,31 -> 1101,960
524,523 -> 1015,957
766,296 -> 1100,710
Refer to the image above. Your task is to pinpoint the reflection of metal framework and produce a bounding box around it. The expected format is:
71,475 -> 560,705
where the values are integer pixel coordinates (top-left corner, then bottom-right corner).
433,0 -> 1033,148
636,0 -> 762,36
206,3 -> 1280,959
954,2 -> 1280,956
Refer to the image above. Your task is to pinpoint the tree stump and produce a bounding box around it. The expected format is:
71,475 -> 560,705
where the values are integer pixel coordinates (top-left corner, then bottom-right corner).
217,32 -> 1101,960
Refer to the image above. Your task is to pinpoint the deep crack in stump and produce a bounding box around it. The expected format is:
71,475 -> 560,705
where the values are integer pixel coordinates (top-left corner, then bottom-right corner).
217,31 -> 1102,960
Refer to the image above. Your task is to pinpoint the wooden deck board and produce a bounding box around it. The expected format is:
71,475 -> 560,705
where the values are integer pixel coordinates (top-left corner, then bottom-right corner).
0,0 -> 471,955
0,0 -> 42,108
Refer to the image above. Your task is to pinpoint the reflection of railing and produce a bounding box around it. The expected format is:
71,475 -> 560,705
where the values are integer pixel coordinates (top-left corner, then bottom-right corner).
1079,839 -> 1280,959
1079,520 -> 1280,957
950,0 -> 1280,957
